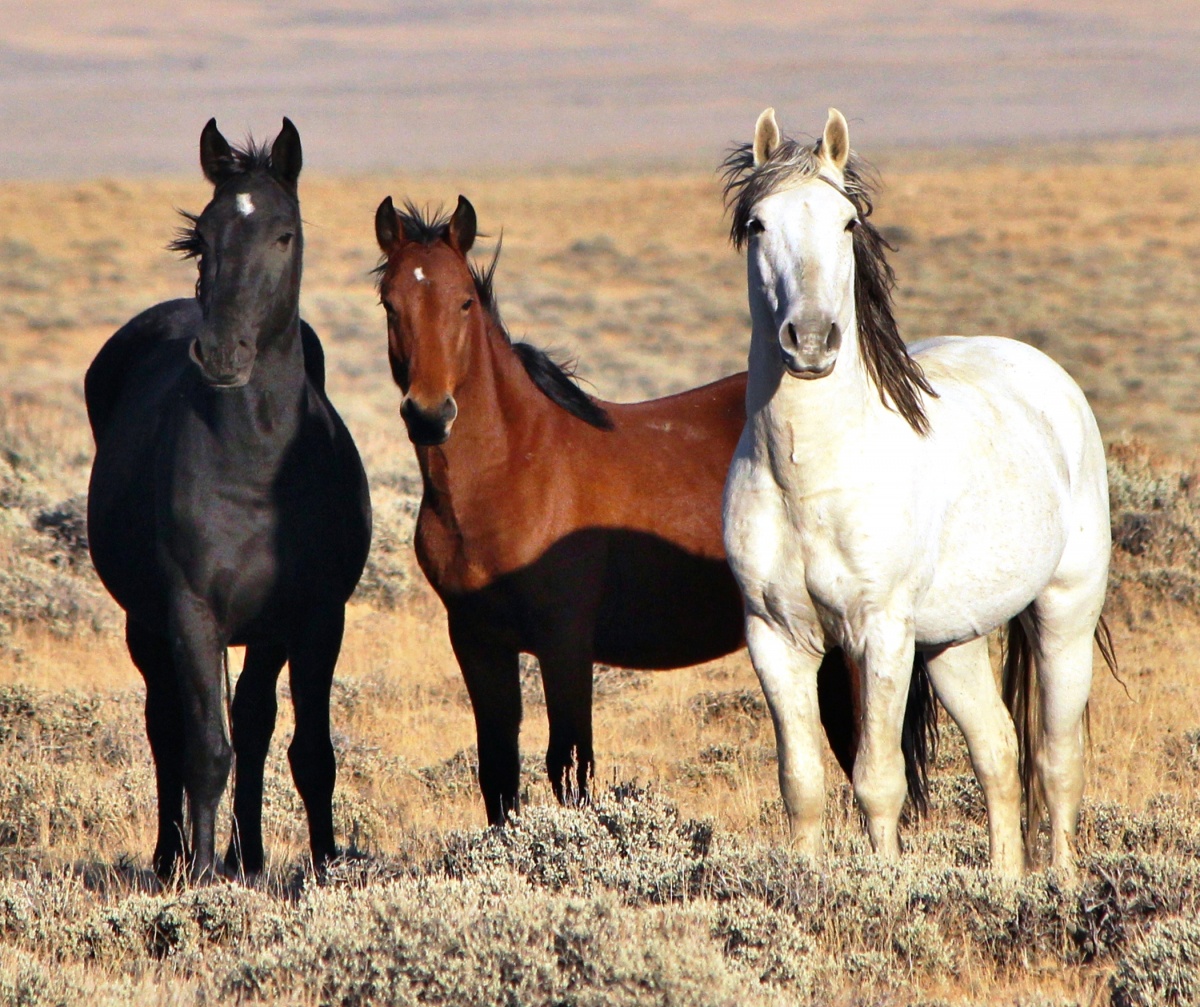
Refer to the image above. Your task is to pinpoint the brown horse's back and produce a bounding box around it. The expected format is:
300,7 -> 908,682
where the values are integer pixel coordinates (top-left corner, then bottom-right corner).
585,373 -> 747,667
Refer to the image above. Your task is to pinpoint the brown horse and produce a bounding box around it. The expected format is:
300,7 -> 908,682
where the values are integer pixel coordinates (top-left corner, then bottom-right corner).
373,195 -> 933,825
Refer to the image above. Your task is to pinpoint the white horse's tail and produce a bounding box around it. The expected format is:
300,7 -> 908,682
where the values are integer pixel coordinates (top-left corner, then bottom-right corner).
902,651 -> 940,817
1002,611 -> 1117,852
1001,610 -> 1043,851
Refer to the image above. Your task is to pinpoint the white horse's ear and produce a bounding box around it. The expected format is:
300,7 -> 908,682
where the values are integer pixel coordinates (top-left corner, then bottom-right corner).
753,108 -> 781,167
821,108 -> 850,172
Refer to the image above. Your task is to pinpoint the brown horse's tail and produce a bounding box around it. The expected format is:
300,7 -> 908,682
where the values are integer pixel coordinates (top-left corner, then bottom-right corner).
1001,610 -> 1117,853
902,651 -> 939,817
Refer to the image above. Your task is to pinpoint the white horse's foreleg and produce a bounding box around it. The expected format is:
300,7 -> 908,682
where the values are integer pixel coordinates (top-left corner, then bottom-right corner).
745,613 -> 826,857
854,620 -> 916,859
926,636 -> 1023,876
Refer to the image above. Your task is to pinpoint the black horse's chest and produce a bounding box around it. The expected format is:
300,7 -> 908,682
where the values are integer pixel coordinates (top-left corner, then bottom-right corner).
160,413 -> 322,634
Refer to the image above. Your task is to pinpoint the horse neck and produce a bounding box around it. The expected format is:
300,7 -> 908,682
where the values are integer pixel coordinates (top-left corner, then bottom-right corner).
745,300 -> 879,468
206,313 -> 306,449
416,316 -> 542,497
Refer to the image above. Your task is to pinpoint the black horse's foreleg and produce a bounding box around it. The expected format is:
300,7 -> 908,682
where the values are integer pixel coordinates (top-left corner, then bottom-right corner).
169,595 -> 232,881
127,618 -> 185,880
538,646 -> 596,808
448,615 -> 522,826
286,607 -> 344,868
225,641 -> 288,876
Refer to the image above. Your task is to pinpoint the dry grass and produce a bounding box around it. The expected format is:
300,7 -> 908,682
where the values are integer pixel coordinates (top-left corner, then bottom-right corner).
1,139 -> 1200,1003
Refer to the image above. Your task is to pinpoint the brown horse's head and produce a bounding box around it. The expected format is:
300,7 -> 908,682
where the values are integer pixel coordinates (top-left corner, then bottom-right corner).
374,194 -> 481,446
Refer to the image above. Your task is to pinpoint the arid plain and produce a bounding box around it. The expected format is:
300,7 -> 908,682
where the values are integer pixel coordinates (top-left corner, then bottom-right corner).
2,138 -> 1200,1004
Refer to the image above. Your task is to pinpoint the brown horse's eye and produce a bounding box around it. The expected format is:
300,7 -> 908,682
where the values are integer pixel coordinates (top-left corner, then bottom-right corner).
276,232 -> 294,248
461,298 -> 474,312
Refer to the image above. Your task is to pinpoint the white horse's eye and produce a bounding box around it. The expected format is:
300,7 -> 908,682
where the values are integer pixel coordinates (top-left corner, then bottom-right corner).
748,218 -> 765,236
846,218 -> 860,232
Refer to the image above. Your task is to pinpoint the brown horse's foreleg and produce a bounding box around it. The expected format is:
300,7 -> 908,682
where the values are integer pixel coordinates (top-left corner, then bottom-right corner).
538,646 -> 595,808
286,606 -> 344,869
225,640 -> 287,876
448,614 -> 522,825
127,618 -> 186,881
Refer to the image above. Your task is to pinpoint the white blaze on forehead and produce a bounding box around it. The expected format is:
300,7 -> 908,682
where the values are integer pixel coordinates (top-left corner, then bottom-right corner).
413,267 -> 425,282
236,193 -> 255,216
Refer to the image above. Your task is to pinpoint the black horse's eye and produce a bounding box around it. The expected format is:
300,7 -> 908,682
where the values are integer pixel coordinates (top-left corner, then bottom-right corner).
461,298 -> 474,312
846,218 -> 860,232
276,232 -> 294,248
748,218 -> 765,236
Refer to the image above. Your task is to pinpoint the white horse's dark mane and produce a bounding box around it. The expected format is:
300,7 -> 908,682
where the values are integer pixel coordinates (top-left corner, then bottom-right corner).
721,135 -> 936,434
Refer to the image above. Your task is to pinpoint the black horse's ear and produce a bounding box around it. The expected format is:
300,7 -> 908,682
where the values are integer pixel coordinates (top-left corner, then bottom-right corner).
271,117 -> 303,189
375,196 -> 399,251
449,195 -> 476,255
199,118 -> 233,185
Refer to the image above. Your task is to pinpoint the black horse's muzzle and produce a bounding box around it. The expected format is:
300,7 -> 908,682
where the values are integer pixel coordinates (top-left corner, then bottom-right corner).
190,336 -> 255,388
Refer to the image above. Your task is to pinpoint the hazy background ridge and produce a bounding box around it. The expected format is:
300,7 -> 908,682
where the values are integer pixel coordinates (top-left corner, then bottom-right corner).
4,0 -> 1200,178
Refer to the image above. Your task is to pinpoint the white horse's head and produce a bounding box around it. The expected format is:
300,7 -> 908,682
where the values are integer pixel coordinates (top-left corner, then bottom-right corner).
746,108 -> 857,379
723,108 -> 934,431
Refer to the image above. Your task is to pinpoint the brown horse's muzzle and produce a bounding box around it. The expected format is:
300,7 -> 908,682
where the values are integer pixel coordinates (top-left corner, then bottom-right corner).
400,394 -> 458,446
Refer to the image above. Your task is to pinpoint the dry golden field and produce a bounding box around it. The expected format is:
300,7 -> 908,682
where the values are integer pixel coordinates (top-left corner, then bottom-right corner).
2,137 -> 1200,1004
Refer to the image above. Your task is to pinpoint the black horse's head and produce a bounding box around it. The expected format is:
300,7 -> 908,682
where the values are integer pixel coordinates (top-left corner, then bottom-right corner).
172,118 -> 304,388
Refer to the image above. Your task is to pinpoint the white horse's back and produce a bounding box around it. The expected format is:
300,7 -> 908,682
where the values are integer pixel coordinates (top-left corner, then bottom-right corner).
906,336 -> 1109,645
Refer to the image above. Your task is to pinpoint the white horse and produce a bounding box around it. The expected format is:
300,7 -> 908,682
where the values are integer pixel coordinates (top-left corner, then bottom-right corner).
721,107 -> 1113,876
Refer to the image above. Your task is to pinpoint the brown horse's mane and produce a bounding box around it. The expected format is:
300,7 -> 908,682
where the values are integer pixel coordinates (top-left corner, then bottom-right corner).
376,202 -> 611,431
721,136 -> 935,435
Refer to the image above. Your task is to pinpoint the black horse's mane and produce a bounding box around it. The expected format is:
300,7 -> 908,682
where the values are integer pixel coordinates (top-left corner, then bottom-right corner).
168,137 -> 285,261
721,134 -> 935,435
377,201 -> 612,431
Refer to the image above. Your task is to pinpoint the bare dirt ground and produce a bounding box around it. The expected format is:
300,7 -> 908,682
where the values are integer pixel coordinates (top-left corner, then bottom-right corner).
2,138 -> 1200,1003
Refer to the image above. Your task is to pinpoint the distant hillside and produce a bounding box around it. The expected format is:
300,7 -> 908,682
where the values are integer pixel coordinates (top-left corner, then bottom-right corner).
2,1 -> 1199,177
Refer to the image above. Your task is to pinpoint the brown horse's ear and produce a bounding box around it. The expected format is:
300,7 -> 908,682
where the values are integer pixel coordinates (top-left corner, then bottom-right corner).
375,196 -> 400,251
200,118 -> 234,185
449,195 -> 476,255
271,117 -> 303,190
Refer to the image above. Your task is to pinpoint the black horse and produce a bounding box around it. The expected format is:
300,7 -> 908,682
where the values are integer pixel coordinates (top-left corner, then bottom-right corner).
86,119 -> 371,881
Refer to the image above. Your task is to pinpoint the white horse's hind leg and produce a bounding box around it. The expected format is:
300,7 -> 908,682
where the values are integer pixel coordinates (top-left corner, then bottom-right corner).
925,637 -> 1023,876
1031,600 -> 1097,875
745,614 -> 826,857
854,620 -> 916,859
